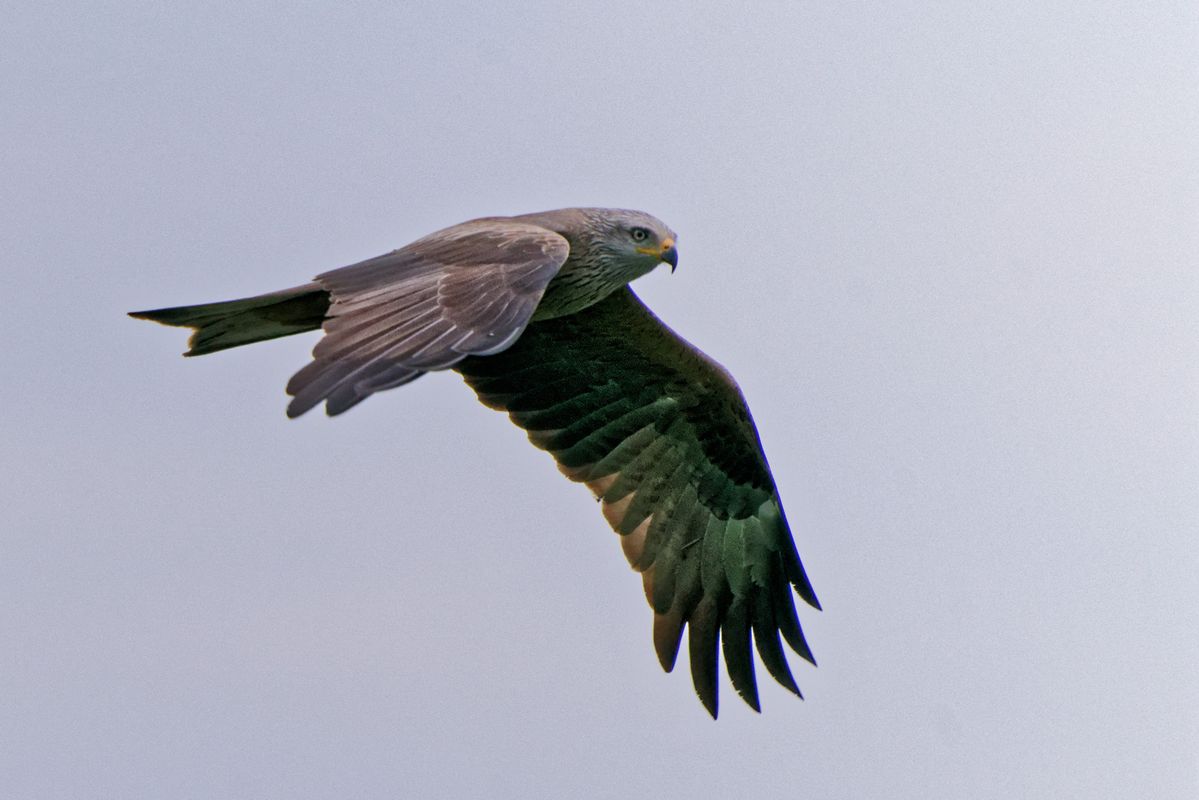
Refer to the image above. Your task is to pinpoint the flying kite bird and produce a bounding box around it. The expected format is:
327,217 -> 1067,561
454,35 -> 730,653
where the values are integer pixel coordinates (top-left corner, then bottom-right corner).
130,207 -> 819,717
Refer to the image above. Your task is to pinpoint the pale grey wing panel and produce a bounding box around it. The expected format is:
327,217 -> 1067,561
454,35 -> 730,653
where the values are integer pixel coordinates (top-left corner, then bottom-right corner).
286,220 -> 570,417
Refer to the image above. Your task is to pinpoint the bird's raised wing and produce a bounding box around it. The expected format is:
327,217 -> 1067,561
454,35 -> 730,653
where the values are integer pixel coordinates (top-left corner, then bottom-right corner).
287,219 -> 570,417
456,288 -> 819,717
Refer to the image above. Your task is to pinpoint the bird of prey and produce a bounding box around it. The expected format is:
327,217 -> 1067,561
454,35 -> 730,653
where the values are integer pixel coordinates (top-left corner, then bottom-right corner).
130,207 -> 819,717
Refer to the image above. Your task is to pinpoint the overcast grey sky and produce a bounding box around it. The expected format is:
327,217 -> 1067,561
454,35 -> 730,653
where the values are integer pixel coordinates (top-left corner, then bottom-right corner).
3,2 -> 1197,798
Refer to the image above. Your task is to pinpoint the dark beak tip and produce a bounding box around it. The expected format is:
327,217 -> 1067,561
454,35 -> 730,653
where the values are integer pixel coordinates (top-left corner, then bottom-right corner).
662,247 -> 679,272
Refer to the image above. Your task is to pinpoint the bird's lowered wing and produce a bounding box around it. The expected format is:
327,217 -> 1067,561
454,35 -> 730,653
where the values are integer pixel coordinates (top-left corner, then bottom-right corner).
456,287 -> 819,717
287,219 -> 570,417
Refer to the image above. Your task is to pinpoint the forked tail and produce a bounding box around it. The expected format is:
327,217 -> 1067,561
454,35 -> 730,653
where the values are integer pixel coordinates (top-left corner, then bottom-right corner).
129,284 -> 330,356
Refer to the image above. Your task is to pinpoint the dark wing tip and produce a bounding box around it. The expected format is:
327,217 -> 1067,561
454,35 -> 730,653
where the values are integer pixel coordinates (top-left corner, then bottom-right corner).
790,559 -> 822,612
752,591 -> 803,698
652,607 -> 685,672
779,507 -> 821,611
721,600 -> 761,712
285,396 -> 315,419
772,574 -> 817,668
688,598 -> 721,719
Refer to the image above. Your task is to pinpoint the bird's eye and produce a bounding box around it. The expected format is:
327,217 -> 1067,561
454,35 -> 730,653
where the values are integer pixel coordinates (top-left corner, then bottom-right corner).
630,227 -> 651,242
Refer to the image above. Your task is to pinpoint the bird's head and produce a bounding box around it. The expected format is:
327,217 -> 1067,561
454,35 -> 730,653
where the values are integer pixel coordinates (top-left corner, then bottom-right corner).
590,209 -> 678,274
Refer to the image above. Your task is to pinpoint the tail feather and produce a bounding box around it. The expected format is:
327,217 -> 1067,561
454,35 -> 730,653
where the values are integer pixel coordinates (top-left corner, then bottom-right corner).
129,284 -> 330,356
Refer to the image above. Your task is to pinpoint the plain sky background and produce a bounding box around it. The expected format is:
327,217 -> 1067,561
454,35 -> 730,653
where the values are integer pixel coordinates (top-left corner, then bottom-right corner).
3,2 -> 1196,798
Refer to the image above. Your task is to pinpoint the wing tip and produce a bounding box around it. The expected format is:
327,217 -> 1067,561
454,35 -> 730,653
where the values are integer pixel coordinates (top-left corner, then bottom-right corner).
285,395 -> 316,419
687,597 -> 721,720
652,608 -> 685,673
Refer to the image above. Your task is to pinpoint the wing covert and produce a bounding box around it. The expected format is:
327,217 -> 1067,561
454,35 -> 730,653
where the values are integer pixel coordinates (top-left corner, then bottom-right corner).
287,219 -> 570,417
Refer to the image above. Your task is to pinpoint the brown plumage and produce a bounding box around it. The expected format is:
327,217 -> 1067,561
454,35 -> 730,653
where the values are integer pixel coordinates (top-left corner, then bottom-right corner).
130,207 -> 819,717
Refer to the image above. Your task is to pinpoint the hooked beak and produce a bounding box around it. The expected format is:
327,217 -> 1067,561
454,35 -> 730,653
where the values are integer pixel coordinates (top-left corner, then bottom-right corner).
660,239 -> 678,273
